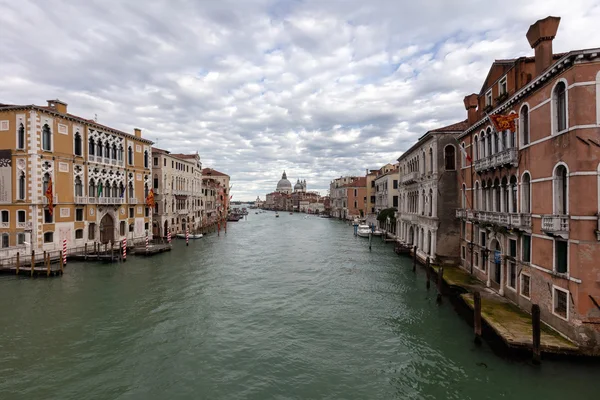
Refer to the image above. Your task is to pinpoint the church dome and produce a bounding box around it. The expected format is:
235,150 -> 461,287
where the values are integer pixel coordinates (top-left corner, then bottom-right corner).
294,179 -> 304,191
276,171 -> 292,193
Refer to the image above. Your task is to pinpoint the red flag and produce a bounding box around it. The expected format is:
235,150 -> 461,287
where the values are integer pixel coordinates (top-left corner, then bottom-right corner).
459,144 -> 472,163
45,177 -> 54,215
146,188 -> 155,208
490,113 -> 518,132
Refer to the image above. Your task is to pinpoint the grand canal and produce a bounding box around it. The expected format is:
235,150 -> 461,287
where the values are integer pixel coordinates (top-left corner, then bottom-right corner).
0,212 -> 597,399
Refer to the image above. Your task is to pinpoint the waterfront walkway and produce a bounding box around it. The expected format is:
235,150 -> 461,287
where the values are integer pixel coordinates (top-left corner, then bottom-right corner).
430,264 -> 579,355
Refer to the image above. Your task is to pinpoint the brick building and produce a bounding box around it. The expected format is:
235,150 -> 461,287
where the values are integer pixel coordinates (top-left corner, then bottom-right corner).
456,16 -> 600,350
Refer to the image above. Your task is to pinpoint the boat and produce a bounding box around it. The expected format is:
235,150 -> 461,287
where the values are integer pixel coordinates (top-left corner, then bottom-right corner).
371,229 -> 382,236
176,233 -> 203,239
289,212 -> 293,215
275,213 -> 279,218
227,214 -> 241,222
357,224 -> 372,237
255,212 -> 259,214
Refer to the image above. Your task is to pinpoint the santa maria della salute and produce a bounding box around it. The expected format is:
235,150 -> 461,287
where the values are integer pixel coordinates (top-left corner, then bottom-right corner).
262,171 -> 327,213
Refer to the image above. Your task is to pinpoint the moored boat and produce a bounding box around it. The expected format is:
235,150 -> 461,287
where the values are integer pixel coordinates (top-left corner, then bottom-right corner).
357,224 -> 372,237
176,233 -> 203,239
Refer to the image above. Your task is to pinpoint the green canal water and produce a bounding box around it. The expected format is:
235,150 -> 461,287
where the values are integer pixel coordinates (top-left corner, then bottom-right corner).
0,213 -> 598,399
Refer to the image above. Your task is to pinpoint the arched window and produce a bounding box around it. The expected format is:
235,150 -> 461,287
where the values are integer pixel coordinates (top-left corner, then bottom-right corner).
128,182 -> 134,199
89,138 -> 95,155
461,184 -> 466,208
501,177 -> 509,213
74,132 -> 82,156
105,142 -> 110,159
128,146 -> 133,165
97,139 -> 103,157
494,178 -> 501,212
429,148 -> 434,172
428,189 -> 433,216
520,105 -> 530,145
554,164 -> 568,215
119,183 -> 124,198
510,176 -> 518,213
493,131 -> 499,154
18,171 -> 26,200
474,181 -> 480,210
112,182 -> 118,198
521,173 -> 531,213
144,150 -> 149,168
444,145 -> 456,171
486,128 -> 492,157
105,180 -> 111,198
74,176 -> 83,196
42,124 -> 52,151
17,123 -> 25,149
473,136 -> 479,161
42,173 -> 50,194
118,144 -> 124,161
89,179 -> 96,198
553,81 -> 568,133
112,143 -> 117,159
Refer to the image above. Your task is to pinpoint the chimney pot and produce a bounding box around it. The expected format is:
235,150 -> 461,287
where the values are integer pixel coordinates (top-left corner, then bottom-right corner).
463,94 -> 478,125
46,99 -> 68,114
134,128 -> 142,138
526,16 -> 561,77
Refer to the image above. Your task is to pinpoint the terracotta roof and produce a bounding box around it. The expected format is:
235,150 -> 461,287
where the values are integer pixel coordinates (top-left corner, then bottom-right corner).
171,153 -> 198,160
151,147 -> 170,154
428,119 -> 469,133
342,177 -> 367,187
202,168 -> 229,177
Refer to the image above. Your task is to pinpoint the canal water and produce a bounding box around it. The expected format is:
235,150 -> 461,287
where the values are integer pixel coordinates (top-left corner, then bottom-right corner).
0,213 -> 597,400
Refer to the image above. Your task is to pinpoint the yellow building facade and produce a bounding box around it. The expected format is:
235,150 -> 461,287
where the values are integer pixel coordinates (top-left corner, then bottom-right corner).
0,99 -> 153,257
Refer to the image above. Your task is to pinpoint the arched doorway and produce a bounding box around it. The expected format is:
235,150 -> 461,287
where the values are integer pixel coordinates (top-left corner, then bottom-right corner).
182,218 -> 186,232
164,220 -> 169,237
489,238 -> 502,287
99,214 -> 115,244
152,221 -> 159,237
408,226 -> 414,245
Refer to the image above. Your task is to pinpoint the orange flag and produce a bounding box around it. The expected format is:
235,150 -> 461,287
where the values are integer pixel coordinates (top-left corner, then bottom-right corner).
146,188 -> 155,208
45,177 -> 54,215
490,113 -> 518,132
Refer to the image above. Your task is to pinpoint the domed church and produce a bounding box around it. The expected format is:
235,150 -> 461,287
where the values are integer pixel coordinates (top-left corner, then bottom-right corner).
294,179 -> 307,193
276,171 -> 293,194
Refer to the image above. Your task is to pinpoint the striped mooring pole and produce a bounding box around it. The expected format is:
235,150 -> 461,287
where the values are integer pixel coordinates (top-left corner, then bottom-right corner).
62,239 -> 67,266
145,233 -> 149,253
122,238 -> 127,261
186,227 -> 189,246
167,230 -> 171,244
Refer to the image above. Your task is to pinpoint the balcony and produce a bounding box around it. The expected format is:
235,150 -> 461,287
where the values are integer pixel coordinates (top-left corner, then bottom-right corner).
542,215 -> 569,238
42,195 -> 58,205
474,148 -> 518,173
401,171 -> 419,185
75,196 -> 88,204
129,198 -> 138,204
456,209 -> 466,218
97,197 -> 125,205
459,209 -> 531,230
17,221 -> 32,229
400,213 -> 419,223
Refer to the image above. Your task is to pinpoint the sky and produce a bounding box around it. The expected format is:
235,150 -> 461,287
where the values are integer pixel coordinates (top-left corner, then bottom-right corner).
1,0 -> 599,201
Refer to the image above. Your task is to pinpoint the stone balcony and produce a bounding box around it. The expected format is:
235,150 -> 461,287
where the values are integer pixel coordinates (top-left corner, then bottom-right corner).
400,213 -> 419,223
75,195 -> 88,204
129,198 -> 138,204
401,171 -> 419,185
541,215 -> 569,238
42,195 -> 58,205
456,209 -> 531,230
16,221 -> 33,229
88,155 -> 125,167
474,148 -> 518,173
97,197 -> 125,205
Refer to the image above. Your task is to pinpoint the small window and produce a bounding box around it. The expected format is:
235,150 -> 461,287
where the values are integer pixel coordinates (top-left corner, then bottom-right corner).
44,209 -> 53,224
17,123 -> 25,149
164,159 -> 166,166
553,81 -> 567,133
555,240 -> 568,274
509,239 -> 517,258
144,222 -> 149,230
42,124 -> 52,151
485,90 -> 492,107
17,233 -> 25,245
43,231 -> 54,243
88,223 -> 96,240
128,146 -> 133,165
17,210 -> 25,223
74,132 -> 83,156
553,288 -> 568,320
520,105 -> 530,145
522,235 -> 531,263
145,207 -> 149,217
393,180 -> 398,189
1,210 -> 8,222
444,145 -> 456,171
521,274 -> 531,299
461,245 -> 466,260
76,208 -> 84,221
153,157 -> 158,166
499,77 -> 507,95
144,151 -> 149,168
354,189 -> 357,197
120,221 -> 126,236
1,233 -> 8,248
75,229 -> 84,239
474,251 -> 479,268
129,207 -> 134,218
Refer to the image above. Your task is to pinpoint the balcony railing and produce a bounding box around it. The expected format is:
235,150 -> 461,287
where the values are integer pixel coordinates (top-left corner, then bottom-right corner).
474,147 -> 518,173
87,155 -> 124,167
542,215 -> 569,234
16,221 -> 32,229
97,197 -> 125,205
129,198 -> 138,204
75,196 -> 88,204
458,209 -> 531,229
401,171 -> 419,185
456,209 -> 466,218
42,195 -> 58,205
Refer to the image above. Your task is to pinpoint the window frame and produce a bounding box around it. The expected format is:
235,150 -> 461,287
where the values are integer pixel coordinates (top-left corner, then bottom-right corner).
43,231 -> 54,243
444,145 -> 456,171
485,90 -> 492,107
554,239 -> 568,275
520,273 -> 531,300
498,76 -> 507,96
552,79 -> 569,135
521,234 -> 531,264
552,285 -> 569,321
75,229 -> 84,239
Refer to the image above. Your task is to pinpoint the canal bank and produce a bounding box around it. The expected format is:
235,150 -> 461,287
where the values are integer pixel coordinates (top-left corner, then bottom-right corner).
1,213 -> 598,399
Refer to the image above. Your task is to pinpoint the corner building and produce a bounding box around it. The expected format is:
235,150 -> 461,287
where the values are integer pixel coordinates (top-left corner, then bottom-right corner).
456,17 -> 600,350
0,99 -> 152,256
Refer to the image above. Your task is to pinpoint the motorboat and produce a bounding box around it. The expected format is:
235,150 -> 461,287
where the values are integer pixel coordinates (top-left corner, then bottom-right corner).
289,212 -> 293,215
275,213 -> 279,218
227,214 -> 241,222
176,233 -> 203,239
371,229 -> 382,236
357,224 -> 372,237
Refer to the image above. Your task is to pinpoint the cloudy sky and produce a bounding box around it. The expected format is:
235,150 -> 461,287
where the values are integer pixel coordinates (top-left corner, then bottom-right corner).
1,0 -> 599,200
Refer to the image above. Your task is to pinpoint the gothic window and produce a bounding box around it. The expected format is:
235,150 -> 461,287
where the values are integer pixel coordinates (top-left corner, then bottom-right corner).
144,150 -> 149,168
128,146 -> 133,165
42,124 -> 52,151
97,139 -> 103,157
520,105 -> 530,145
553,81 -> 568,133
89,138 -> 95,155
444,145 -> 455,171
554,164 -> 568,215
89,179 -> 96,198
128,182 -> 134,199
75,176 -> 83,196
74,132 -> 82,156
42,173 -> 50,194
18,171 -> 25,200
17,123 -> 25,149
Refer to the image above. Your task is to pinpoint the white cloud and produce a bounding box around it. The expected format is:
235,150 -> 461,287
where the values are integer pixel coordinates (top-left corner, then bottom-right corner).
1,0 -> 599,200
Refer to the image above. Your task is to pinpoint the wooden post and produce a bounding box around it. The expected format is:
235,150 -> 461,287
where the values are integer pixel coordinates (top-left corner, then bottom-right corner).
84,243 -> 88,260
110,241 -> 114,261
104,243 -> 108,255
93,242 -> 97,254
425,257 -> 430,289
59,250 -> 64,274
368,233 -> 372,251
16,252 -> 20,275
413,246 -> 417,272
46,252 -> 50,277
474,291 -> 482,345
30,250 -> 35,277
436,266 -> 444,304
532,304 -> 541,365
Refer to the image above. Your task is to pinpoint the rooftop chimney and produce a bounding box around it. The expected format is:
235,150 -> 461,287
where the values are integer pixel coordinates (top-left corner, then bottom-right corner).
463,93 -> 478,126
134,128 -> 142,138
46,99 -> 68,114
526,16 -> 561,77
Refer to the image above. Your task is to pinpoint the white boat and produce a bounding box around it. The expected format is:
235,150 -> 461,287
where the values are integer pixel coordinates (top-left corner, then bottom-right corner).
176,233 -> 203,239
275,213 -> 279,218
356,224 -> 372,237
371,230 -> 382,236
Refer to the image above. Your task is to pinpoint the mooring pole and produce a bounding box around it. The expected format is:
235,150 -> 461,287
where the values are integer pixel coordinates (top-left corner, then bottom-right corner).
413,246 -> 417,272
16,252 -> 20,275
369,233 -> 372,251
474,291 -> 482,345
425,257 -> 430,289
436,266 -> 444,304
30,250 -> 35,277
532,304 -> 541,365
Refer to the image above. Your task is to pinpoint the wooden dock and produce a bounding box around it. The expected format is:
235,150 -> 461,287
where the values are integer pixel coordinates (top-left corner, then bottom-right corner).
132,243 -> 172,256
0,251 -> 64,277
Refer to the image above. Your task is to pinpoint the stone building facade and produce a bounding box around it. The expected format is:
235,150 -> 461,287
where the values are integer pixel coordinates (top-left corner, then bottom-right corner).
343,177 -> 367,219
151,148 -> 202,236
329,176 -> 357,219
0,99 -> 152,256
456,16 -> 600,350
396,121 -> 467,263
